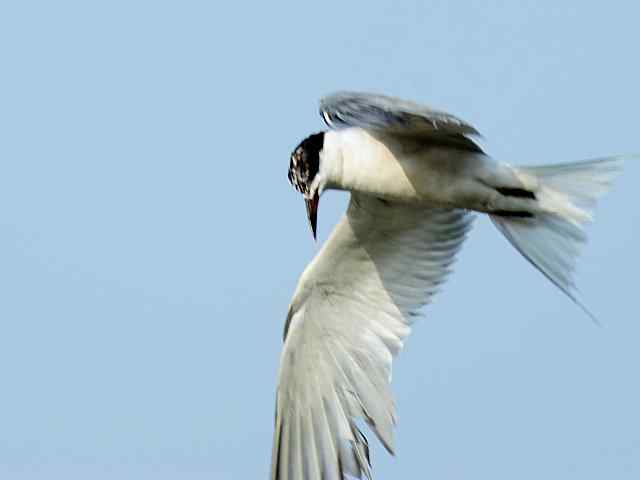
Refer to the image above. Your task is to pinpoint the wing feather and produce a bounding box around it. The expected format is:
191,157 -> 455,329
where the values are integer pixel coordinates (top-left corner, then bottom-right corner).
271,194 -> 474,479
320,91 -> 483,152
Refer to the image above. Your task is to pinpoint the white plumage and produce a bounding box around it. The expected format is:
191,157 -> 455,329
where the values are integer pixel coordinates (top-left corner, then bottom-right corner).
273,198 -> 472,479
274,92 -> 625,479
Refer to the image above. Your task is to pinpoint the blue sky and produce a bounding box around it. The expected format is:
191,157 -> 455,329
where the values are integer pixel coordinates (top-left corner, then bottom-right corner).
1,1 -> 639,479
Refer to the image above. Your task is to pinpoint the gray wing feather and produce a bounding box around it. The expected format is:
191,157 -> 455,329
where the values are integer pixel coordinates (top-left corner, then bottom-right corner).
271,195 -> 474,480
320,91 -> 480,136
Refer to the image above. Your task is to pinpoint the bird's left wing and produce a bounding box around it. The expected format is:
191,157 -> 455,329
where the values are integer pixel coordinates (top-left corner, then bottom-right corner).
271,195 -> 474,480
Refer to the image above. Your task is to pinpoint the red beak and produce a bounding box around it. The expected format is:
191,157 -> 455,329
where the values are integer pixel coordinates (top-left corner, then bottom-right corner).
305,192 -> 319,240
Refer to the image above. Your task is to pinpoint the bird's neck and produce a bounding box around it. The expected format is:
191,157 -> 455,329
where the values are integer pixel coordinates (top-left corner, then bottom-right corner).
319,128 -> 408,198
318,130 -> 346,192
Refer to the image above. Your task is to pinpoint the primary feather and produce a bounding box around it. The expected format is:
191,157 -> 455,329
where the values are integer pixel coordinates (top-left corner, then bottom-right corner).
271,196 -> 473,480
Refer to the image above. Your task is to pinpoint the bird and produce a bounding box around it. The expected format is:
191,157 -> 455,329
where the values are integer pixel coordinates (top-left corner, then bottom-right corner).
272,91 -> 625,480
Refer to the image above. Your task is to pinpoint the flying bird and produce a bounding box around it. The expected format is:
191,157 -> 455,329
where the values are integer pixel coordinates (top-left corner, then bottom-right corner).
272,91 -> 624,479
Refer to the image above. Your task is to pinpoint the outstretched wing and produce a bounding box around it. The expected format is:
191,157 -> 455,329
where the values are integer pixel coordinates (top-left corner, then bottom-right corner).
320,91 -> 482,152
271,195 -> 474,480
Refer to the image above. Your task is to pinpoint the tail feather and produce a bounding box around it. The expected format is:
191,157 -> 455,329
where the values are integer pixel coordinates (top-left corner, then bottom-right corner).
491,156 -> 626,322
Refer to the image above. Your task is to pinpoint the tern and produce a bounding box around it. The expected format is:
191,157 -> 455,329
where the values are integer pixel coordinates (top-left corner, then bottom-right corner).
272,92 -> 625,479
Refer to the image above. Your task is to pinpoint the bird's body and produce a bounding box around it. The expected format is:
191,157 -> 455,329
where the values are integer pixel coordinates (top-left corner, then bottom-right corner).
273,91 -> 626,480
320,127 -> 534,213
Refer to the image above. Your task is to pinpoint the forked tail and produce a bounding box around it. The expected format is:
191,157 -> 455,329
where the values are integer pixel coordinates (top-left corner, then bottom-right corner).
490,156 -> 626,322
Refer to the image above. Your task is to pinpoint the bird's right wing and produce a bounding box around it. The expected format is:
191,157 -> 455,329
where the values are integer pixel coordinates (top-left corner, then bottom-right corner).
320,91 -> 482,152
271,195 -> 474,480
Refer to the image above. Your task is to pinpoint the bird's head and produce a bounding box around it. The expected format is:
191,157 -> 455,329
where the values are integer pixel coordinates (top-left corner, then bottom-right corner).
288,132 -> 325,239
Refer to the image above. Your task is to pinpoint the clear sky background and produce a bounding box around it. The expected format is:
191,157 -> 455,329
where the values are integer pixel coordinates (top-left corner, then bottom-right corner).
1,1 -> 639,479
